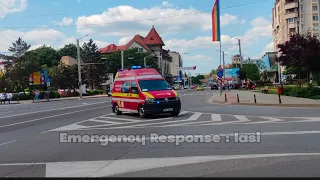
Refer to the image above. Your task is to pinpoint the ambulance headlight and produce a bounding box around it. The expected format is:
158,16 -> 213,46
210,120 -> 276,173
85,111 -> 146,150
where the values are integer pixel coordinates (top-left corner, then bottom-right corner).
145,98 -> 155,103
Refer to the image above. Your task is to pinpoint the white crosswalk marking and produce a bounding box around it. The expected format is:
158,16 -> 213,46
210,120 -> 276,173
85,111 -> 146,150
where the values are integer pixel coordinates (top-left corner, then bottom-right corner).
89,119 -> 123,125
261,117 -> 283,122
211,114 -> 222,122
234,115 -> 251,122
45,110 -> 317,132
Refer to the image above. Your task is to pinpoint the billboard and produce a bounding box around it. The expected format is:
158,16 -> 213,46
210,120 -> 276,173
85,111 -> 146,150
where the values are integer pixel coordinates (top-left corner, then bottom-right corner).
29,70 -> 48,86
176,66 -> 196,71
224,68 -> 240,82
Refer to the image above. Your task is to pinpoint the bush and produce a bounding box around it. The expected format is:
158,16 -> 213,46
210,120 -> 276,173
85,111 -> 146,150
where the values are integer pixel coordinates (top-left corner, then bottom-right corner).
310,95 -> 320,99
283,86 -> 320,98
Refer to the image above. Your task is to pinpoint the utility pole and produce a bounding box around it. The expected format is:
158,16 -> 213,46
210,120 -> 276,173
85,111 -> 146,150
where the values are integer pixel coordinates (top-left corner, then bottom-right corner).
238,38 -> 243,68
76,34 -> 89,99
222,51 -> 226,81
76,38 -> 82,99
144,57 -> 146,66
121,51 -> 124,69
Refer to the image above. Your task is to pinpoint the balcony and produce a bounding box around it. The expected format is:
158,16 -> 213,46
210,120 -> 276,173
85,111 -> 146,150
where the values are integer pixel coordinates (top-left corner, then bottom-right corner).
284,2 -> 299,10
284,11 -> 299,19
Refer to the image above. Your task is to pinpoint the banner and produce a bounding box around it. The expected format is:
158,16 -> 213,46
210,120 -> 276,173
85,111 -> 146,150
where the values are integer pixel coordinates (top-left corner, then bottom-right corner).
29,70 -> 49,86
176,66 -> 196,71
224,68 -> 240,82
33,71 -> 40,85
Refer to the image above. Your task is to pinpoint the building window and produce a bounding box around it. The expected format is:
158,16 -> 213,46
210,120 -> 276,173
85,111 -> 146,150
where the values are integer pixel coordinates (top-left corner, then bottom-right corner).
313,15 -> 319,21
138,48 -> 143,53
313,6 -> 318,11
288,18 -> 295,23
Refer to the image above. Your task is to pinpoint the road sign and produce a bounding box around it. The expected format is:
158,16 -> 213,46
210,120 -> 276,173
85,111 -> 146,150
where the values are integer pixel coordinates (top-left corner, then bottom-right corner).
176,66 -> 196,71
217,70 -> 223,78
46,77 -> 51,87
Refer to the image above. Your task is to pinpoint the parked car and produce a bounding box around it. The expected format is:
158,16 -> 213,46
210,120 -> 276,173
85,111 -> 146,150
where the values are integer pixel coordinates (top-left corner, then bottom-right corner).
211,83 -> 219,90
196,85 -> 204,91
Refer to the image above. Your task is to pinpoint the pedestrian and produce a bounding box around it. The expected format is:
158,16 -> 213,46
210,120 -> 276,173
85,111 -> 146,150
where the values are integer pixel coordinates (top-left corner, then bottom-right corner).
0,92 -> 4,104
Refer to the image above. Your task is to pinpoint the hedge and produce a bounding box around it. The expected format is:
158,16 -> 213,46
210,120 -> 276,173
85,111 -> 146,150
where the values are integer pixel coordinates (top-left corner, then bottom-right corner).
283,86 -> 320,99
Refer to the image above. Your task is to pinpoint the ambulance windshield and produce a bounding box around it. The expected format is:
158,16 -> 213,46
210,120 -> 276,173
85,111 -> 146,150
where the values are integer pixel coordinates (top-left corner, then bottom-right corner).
138,79 -> 171,91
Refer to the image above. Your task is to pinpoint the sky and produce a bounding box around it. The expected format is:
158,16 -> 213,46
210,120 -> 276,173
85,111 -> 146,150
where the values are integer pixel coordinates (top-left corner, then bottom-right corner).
0,0 -> 274,74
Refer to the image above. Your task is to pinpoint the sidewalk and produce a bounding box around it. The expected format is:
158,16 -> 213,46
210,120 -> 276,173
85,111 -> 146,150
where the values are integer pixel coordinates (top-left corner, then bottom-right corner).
212,90 -> 320,107
7,94 -> 110,105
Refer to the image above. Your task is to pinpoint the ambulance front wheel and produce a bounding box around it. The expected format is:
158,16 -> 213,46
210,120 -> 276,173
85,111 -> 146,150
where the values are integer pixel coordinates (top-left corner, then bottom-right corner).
138,104 -> 149,118
171,110 -> 180,117
114,103 -> 122,115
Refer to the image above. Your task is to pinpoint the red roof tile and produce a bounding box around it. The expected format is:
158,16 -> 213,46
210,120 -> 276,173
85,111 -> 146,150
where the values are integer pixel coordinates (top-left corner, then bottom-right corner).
144,26 -> 165,45
98,26 -> 164,54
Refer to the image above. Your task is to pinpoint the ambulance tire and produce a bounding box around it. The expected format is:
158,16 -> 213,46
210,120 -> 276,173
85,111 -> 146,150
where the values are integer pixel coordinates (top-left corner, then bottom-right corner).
138,104 -> 148,118
170,110 -> 180,117
114,103 -> 122,115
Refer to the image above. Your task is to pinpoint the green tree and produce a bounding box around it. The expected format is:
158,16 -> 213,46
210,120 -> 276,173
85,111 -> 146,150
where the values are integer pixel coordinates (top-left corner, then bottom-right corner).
8,37 -> 31,58
102,47 -> 160,77
81,39 -> 104,89
58,44 -> 80,58
242,64 -> 260,81
191,75 -> 205,84
278,34 -> 320,84
211,69 -> 216,75
49,64 -> 78,90
32,45 -> 61,67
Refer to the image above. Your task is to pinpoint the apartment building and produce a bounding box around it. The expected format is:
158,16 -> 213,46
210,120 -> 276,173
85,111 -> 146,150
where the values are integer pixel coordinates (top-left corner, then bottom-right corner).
272,0 -> 320,51
168,51 -> 183,77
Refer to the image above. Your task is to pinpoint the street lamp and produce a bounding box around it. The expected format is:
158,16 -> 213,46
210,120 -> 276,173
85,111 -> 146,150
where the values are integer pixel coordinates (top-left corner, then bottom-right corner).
76,34 -> 89,99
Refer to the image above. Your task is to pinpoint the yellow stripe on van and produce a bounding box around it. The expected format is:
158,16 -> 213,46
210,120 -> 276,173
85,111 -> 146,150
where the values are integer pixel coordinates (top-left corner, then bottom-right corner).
115,72 -> 119,78
112,92 -> 139,98
142,92 -> 154,98
172,90 -> 178,97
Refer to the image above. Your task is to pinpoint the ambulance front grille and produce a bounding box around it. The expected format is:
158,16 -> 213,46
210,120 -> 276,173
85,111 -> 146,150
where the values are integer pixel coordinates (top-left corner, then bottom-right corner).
155,97 -> 177,102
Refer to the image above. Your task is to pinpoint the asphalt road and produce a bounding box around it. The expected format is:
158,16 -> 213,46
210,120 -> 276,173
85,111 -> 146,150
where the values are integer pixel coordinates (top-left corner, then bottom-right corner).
1,88 -> 320,177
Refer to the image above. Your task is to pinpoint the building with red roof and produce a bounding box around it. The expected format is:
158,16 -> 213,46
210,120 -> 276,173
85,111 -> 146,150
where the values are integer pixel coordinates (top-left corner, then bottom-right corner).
99,26 -> 181,85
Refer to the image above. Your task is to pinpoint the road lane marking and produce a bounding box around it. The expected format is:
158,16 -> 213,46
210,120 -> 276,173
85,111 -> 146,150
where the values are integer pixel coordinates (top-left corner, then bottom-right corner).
0,140 -> 17,147
211,114 -> 222,122
261,117 -> 284,122
234,115 -> 251,122
98,116 -> 143,122
0,105 -> 110,128
158,120 -> 214,127
178,111 -> 189,116
88,119 -> 123,125
111,112 -> 203,128
0,101 -> 109,119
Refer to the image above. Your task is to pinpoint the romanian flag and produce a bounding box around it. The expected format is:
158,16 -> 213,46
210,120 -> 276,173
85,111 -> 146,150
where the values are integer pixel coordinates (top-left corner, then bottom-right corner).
212,0 -> 221,42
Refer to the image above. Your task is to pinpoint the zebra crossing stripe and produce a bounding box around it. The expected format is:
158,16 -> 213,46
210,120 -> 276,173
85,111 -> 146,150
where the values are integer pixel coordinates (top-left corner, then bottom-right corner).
211,114 -> 222,122
89,119 -> 123,125
234,115 -> 251,122
261,117 -> 283,122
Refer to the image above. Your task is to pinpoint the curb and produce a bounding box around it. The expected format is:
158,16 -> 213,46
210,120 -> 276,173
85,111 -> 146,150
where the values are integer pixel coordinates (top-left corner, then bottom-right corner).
11,95 -> 110,104
211,100 -> 320,108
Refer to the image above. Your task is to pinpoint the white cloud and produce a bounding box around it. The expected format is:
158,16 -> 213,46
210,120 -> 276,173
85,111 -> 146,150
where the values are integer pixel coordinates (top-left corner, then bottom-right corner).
165,35 -> 239,53
118,36 -> 132,45
76,5 -> 244,36
164,16 -> 272,64
0,29 -> 67,52
162,1 -> 173,7
0,0 -> 28,19
58,17 -> 74,26
94,40 -> 109,49
263,42 -> 274,52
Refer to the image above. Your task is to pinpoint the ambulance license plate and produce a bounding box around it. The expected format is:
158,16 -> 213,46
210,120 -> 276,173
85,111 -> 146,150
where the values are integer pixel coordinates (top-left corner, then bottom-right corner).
163,108 -> 173,112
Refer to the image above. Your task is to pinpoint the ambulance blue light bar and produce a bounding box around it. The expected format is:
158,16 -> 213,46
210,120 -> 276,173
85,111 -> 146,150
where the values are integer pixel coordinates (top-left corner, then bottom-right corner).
131,66 -> 142,69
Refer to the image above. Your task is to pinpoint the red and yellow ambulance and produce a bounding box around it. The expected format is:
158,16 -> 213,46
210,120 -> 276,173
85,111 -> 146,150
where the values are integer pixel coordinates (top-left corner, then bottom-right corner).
111,66 -> 181,118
